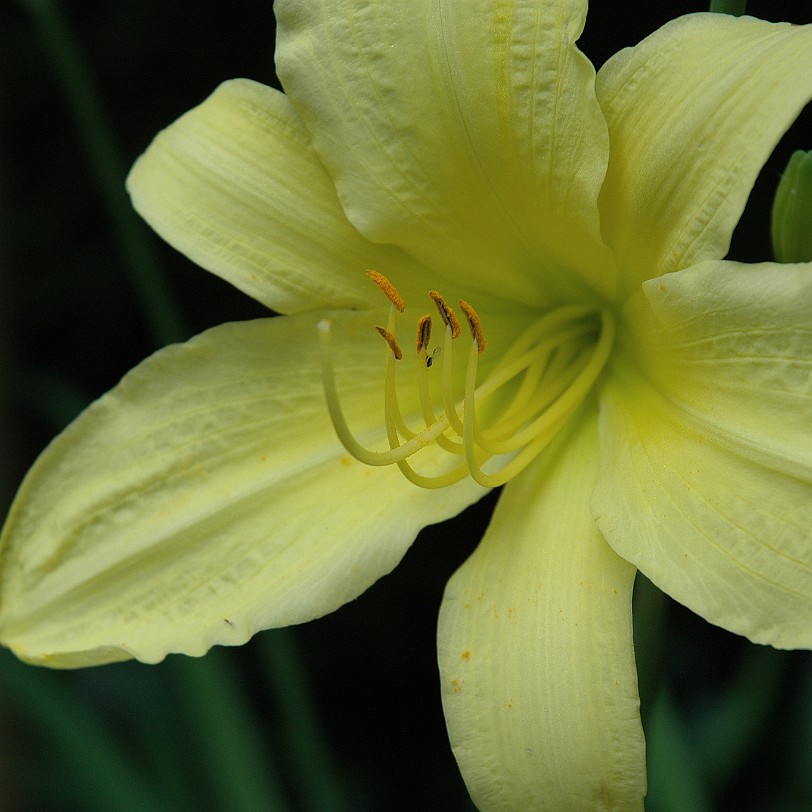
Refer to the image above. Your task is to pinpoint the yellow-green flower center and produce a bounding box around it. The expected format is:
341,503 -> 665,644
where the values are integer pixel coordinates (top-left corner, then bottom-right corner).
319,272 -> 614,488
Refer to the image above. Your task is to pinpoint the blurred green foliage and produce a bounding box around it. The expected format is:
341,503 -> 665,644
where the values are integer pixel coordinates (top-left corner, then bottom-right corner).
1,1 -> 810,809
772,150 -> 812,263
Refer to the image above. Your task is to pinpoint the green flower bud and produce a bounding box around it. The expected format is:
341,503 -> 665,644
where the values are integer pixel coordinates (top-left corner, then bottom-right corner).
771,150 -> 812,263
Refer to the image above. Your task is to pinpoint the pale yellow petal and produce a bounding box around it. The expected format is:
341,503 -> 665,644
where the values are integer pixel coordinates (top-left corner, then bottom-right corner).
596,14 -> 812,296
0,313 -> 489,667
594,260 -> 812,648
438,412 -> 645,811
126,78 -> 434,314
276,0 -> 615,307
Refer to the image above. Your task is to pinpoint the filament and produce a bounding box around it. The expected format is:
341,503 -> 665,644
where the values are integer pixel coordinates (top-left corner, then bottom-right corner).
318,275 -> 615,490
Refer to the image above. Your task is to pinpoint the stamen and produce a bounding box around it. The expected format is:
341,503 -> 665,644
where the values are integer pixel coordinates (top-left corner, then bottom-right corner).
379,289 -> 415,439
490,342 -> 587,443
367,270 -> 405,312
380,321 -> 417,439
415,319 -> 465,455
458,299 -> 486,353
491,304 -> 594,373
318,281 -> 616,494
317,320 -> 451,466
440,322 -> 464,435
374,325 -> 403,360
429,291 -> 461,338
384,345 -> 471,489
462,310 -> 615,487
416,315 -> 433,355
378,315 -> 469,487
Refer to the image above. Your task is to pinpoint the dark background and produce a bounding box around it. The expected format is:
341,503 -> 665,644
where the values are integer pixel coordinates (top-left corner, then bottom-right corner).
1,1 -> 810,810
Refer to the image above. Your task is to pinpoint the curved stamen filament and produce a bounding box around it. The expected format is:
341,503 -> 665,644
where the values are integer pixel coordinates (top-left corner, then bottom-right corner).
374,316 -> 469,487
417,340 -> 465,455
462,310 -> 615,487
488,342 -> 588,443
318,278 -> 615,491
474,308 -> 595,399
471,345 -> 589,454
463,351 -> 571,488
318,320 -> 451,465
375,305 -> 416,440
440,323 -> 464,436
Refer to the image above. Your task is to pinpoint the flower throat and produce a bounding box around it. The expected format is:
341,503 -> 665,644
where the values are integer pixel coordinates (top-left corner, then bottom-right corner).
319,271 -> 614,489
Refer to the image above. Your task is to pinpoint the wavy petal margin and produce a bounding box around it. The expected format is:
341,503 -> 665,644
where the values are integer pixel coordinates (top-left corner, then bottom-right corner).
127,79 -> 433,314
0,312 -> 489,666
595,260 -> 812,649
276,0 -> 615,306
597,14 -> 812,296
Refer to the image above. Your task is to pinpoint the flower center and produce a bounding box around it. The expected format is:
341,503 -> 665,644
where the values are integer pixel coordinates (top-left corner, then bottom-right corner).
318,271 -> 614,489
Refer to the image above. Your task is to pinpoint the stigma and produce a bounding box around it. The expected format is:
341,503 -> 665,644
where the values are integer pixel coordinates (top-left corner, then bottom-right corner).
318,271 -> 614,489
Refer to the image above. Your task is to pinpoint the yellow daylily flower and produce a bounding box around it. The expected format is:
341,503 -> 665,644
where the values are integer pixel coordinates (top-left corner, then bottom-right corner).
2,2 -> 812,809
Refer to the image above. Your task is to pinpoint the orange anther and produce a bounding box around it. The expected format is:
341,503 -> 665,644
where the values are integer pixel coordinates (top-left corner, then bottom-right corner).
428,290 -> 461,338
367,270 -> 405,312
374,324 -> 403,359
459,299 -> 486,353
416,315 -> 433,354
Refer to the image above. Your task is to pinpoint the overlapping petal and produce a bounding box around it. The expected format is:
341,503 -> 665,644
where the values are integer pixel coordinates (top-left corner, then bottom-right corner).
275,0 -> 616,307
126,79 -> 434,314
596,14 -> 812,297
438,412 -> 644,811
594,260 -> 812,648
0,312 -> 491,667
